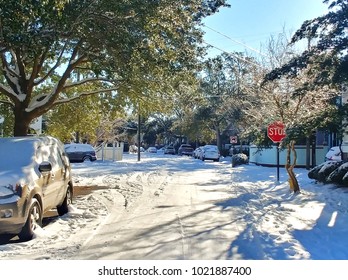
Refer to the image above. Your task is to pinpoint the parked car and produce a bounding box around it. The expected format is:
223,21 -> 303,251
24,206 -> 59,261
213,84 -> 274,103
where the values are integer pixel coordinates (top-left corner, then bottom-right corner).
147,146 -> 157,153
64,143 -> 97,162
325,146 -> 342,161
129,145 -> 145,153
193,146 -> 204,159
200,145 -> 220,162
0,136 -> 74,241
178,144 -> 194,156
164,146 -> 175,155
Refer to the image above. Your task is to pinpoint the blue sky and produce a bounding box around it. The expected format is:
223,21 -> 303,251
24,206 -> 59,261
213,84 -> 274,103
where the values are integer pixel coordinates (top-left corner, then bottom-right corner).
202,0 -> 329,57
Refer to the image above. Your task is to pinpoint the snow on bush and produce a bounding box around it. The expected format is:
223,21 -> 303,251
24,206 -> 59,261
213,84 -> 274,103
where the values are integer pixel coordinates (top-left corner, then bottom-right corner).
231,153 -> 249,167
308,161 -> 348,186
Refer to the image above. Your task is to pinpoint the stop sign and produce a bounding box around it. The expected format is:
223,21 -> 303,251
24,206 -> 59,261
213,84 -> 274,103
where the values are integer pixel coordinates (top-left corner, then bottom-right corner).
267,121 -> 286,143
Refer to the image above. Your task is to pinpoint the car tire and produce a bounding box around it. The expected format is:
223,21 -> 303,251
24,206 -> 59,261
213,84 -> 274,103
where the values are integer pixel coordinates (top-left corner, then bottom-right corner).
18,198 -> 42,241
83,155 -> 92,162
57,186 -> 73,216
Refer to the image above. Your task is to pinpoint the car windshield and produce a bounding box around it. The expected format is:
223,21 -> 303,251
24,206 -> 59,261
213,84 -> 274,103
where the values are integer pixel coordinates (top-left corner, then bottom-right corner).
204,145 -> 217,151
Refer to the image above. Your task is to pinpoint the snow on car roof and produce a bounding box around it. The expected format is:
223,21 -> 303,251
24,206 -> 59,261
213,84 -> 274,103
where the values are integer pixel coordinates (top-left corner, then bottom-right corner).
0,136 -> 60,187
0,137 -> 37,169
64,143 -> 95,152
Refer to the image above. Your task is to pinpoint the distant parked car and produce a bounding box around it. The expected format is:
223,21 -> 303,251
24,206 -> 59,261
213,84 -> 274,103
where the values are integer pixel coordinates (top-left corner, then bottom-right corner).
178,144 -> 194,156
325,146 -> 342,161
200,145 -> 220,162
147,146 -> 157,153
193,146 -> 204,159
64,143 -> 97,162
164,146 -> 175,155
0,136 -> 73,241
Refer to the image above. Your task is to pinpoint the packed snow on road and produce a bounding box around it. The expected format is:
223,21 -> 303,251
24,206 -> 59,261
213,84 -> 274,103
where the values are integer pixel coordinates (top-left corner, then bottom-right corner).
1,152 -> 348,260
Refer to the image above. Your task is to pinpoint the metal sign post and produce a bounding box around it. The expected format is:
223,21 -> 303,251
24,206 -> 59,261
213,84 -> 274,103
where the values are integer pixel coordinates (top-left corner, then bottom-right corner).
267,121 -> 286,183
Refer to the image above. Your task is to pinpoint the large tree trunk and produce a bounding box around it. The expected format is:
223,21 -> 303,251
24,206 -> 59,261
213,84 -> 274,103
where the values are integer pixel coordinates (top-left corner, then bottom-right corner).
13,108 -> 34,136
285,140 -> 300,193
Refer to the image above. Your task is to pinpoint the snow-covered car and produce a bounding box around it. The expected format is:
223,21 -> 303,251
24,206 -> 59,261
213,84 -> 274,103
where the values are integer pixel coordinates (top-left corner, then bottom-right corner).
193,146 -> 204,159
147,146 -> 157,153
325,146 -> 342,161
0,136 -> 74,241
64,143 -> 97,162
200,144 -> 220,162
164,146 -> 175,155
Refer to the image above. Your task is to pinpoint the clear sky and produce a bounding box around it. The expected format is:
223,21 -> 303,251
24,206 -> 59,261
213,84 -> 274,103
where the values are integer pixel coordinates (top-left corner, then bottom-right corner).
202,0 -> 330,57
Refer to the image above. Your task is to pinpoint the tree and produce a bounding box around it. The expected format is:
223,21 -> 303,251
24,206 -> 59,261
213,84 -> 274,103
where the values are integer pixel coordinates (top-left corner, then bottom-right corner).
241,32 -> 339,193
0,0 -> 229,136
196,53 -> 258,151
265,0 -> 348,161
266,0 -> 347,87
46,93 -> 127,144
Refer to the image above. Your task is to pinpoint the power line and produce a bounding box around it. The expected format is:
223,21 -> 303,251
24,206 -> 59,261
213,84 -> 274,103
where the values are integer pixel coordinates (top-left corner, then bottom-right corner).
203,24 -> 269,58
202,40 -> 261,68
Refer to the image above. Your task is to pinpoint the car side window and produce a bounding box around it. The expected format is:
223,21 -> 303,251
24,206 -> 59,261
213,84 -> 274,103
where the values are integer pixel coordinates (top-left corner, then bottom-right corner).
36,144 -> 61,172
53,146 -> 65,169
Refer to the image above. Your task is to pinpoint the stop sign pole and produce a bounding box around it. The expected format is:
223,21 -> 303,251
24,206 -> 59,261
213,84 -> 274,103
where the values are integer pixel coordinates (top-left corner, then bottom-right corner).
267,121 -> 286,183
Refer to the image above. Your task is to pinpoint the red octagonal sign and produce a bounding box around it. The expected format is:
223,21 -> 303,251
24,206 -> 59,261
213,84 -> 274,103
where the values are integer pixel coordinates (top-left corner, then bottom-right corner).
267,121 -> 286,143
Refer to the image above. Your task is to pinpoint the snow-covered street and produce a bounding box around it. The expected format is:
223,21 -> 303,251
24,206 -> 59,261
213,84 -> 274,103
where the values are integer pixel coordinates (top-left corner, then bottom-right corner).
2,152 -> 348,260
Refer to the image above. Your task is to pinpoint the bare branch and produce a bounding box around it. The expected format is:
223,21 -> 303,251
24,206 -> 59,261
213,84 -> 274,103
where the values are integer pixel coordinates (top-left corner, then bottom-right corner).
52,87 -> 118,106
62,77 -> 123,90
33,42 -> 69,86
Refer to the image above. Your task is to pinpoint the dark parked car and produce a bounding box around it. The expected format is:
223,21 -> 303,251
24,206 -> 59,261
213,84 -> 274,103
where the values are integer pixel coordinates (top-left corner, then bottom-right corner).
64,143 -> 97,162
178,144 -> 194,156
0,136 -> 74,241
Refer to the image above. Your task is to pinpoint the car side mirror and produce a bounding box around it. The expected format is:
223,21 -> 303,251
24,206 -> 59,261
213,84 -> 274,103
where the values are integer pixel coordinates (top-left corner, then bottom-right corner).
39,161 -> 52,173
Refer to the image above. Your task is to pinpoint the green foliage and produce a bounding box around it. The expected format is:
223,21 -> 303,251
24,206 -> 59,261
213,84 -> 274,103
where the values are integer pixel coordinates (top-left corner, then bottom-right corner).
0,103 -> 14,136
47,93 -> 128,144
0,0 -> 229,135
266,0 -> 348,87
195,53 -> 256,145
45,95 -> 104,143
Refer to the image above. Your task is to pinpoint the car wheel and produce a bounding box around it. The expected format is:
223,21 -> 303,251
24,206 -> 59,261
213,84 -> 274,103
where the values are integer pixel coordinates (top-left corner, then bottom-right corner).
57,186 -> 73,216
18,198 -> 42,241
83,155 -> 92,162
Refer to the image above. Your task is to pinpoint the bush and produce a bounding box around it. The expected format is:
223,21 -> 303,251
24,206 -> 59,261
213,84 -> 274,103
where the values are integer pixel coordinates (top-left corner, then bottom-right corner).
327,162 -> 348,184
308,161 -> 348,186
232,153 -> 249,167
308,162 -> 326,180
317,161 -> 342,182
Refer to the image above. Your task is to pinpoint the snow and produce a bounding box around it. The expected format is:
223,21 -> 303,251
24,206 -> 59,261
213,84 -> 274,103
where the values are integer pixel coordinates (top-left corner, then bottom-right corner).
1,152 -> 348,277
64,143 -> 96,152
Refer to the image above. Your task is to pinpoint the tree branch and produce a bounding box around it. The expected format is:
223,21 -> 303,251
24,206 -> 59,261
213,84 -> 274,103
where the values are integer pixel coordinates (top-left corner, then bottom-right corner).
33,42 -> 68,86
0,98 -> 14,108
52,87 -> 119,106
62,77 -> 122,90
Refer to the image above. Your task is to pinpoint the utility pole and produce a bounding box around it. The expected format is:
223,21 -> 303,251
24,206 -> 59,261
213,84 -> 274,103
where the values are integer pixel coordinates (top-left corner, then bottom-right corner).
137,102 -> 141,162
